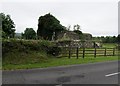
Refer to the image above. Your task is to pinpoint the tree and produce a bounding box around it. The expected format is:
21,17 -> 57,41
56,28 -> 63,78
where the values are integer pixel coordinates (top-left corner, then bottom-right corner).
37,13 -> 65,40
67,25 -> 71,31
73,24 -> 80,31
22,28 -> 36,39
100,36 -> 117,43
73,24 -> 83,39
0,13 -> 15,38
117,34 -> 120,43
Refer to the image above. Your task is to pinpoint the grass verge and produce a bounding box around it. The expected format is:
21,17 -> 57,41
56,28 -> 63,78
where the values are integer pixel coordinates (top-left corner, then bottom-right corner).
3,56 -> 118,70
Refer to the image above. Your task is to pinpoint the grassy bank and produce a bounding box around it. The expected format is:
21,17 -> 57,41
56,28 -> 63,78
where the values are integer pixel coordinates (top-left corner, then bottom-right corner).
2,39 -> 55,70
3,56 -> 118,70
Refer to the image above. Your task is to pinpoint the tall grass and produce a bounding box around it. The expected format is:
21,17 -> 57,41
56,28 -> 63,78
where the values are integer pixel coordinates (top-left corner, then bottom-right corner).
3,51 -> 51,65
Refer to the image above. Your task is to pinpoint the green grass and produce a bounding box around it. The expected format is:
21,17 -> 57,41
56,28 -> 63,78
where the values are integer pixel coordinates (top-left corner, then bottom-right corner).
102,43 -> 117,48
3,56 -> 118,70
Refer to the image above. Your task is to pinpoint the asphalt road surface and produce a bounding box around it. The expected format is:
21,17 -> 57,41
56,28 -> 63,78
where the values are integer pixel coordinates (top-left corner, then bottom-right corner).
2,61 -> 120,84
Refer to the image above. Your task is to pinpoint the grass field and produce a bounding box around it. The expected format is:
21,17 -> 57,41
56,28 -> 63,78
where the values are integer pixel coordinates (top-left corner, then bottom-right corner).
3,56 -> 118,70
102,43 -> 117,48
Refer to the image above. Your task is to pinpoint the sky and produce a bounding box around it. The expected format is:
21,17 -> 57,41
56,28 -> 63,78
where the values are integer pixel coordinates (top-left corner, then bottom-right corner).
0,0 -> 119,36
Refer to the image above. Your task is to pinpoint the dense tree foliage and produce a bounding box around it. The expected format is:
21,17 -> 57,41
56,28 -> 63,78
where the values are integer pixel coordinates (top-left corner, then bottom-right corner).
93,35 -> 119,43
117,34 -> 120,43
37,13 -> 65,40
0,13 -> 15,38
22,28 -> 36,39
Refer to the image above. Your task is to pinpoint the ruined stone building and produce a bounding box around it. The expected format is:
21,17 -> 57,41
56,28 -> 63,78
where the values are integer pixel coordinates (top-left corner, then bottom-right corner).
56,31 -> 93,48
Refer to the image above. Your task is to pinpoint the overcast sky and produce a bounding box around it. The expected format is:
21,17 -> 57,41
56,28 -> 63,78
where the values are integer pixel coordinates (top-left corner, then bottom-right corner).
0,0 -> 119,36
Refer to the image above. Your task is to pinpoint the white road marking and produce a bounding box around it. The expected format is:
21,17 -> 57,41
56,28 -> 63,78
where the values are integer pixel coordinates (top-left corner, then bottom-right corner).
105,72 -> 120,77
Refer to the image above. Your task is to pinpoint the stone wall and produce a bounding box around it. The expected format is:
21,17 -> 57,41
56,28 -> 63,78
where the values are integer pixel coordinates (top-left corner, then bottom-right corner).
57,40 -> 93,48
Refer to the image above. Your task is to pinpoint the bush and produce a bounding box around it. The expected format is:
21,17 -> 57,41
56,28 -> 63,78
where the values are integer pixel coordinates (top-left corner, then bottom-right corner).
2,39 -> 60,57
47,46 -> 61,56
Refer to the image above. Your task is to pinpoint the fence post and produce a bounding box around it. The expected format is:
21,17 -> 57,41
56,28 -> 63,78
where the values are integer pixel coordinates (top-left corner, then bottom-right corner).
94,48 -> 96,58
113,48 -> 115,56
104,48 -> 106,56
76,47 -> 79,59
68,47 -> 71,59
83,48 -> 85,58
68,41 -> 71,59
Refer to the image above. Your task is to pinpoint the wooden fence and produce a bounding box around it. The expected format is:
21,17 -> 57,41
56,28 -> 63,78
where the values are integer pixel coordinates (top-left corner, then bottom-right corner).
59,47 -> 118,59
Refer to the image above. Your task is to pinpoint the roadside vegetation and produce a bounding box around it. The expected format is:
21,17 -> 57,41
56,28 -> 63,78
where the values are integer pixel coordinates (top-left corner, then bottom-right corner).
3,56 -> 118,70
2,39 -> 118,70
2,39 -> 57,65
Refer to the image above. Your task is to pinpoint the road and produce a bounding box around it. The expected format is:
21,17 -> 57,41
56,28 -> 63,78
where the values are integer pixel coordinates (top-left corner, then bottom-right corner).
2,61 -> 119,84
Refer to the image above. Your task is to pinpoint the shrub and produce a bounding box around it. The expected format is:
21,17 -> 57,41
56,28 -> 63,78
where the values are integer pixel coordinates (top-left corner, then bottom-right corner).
2,39 -> 58,56
47,46 -> 61,56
